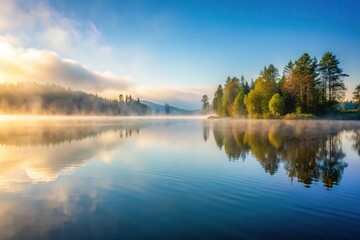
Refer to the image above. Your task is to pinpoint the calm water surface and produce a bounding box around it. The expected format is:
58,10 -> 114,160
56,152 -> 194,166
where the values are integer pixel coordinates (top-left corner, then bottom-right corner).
0,117 -> 359,239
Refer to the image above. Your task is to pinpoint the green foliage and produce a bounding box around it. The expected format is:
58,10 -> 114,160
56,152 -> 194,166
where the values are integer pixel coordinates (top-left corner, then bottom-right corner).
231,91 -> 246,117
319,52 -> 348,104
0,82 -> 149,115
243,81 -> 250,94
283,60 -> 294,80
269,93 -> 285,117
222,77 -> 240,116
285,53 -> 319,113
245,65 -> 278,118
240,75 -> 250,94
260,64 -> 279,82
244,87 -> 262,116
211,52 -> 349,118
279,60 -> 294,94
212,84 -> 224,115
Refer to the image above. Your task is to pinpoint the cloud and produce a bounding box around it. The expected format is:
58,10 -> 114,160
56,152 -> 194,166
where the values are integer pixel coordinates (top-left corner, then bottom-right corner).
0,38 -> 214,107
0,0 -> 112,62
0,39 -> 130,92
0,0 -> 117,90
0,0 -> 215,108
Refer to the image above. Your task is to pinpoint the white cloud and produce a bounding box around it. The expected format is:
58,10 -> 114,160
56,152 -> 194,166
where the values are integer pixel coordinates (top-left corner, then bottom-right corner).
0,39 -> 130,92
0,0 -> 112,63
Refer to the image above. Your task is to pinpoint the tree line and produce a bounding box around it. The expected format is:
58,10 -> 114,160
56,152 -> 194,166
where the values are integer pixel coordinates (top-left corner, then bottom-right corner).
206,52 -> 357,118
0,82 -> 150,115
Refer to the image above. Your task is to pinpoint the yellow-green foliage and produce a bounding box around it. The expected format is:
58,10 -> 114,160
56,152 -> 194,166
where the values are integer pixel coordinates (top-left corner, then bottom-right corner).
231,91 -> 246,117
269,93 -> 285,117
222,77 -> 240,116
244,78 -> 277,118
244,65 -> 278,118
244,90 -> 261,117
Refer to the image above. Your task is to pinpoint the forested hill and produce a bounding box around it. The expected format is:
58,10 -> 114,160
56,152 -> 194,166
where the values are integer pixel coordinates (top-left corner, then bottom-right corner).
0,82 -> 150,115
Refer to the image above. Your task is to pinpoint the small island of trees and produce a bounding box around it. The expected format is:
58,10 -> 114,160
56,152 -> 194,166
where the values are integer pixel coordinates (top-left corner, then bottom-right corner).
208,52 -> 359,119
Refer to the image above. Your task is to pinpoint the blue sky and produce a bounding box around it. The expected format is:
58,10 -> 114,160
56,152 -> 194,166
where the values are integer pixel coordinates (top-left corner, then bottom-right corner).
0,0 -> 359,108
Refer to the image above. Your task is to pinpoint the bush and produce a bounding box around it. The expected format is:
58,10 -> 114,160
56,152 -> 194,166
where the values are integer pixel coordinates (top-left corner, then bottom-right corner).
269,93 -> 285,117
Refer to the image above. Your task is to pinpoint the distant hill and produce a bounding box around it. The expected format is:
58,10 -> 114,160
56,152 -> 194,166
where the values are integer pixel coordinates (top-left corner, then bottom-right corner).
141,100 -> 199,115
0,82 -> 150,115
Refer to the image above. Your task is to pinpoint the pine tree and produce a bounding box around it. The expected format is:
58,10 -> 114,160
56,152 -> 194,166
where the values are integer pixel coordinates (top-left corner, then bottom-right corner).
319,52 -> 348,104
222,77 -> 240,116
201,95 -> 210,113
285,53 -> 319,113
212,84 -> 223,115
283,60 -> 294,80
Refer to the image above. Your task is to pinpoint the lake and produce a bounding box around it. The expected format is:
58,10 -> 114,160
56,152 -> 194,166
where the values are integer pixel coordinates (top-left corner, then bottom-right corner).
0,117 -> 359,239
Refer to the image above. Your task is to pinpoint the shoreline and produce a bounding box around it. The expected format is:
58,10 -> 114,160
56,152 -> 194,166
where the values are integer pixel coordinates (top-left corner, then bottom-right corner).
207,112 -> 360,121
0,113 -> 358,121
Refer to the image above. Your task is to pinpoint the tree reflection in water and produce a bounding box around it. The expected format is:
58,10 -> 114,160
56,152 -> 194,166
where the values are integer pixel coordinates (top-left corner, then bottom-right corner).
350,130 -> 360,156
0,120 -> 143,146
202,121 -> 210,142
210,120 -> 359,189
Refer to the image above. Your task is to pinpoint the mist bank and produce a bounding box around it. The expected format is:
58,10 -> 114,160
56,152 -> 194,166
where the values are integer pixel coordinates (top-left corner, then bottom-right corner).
0,82 -> 151,115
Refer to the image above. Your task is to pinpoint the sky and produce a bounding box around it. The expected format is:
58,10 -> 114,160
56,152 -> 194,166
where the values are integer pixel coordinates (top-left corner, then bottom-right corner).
0,0 -> 359,109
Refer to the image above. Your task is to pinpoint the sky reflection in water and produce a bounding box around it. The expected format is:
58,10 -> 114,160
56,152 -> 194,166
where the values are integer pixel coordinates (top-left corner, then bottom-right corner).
0,118 -> 359,239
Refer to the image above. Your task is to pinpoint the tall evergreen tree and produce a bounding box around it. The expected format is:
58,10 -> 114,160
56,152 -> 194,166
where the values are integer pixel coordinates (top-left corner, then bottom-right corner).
261,64 -> 279,82
243,81 -> 250,94
201,95 -> 210,113
285,53 -> 319,113
279,60 -> 294,93
319,52 -> 348,104
212,84 -> 224,115
283,60 -> 294,80
222,77 -> 240,116
240,75 -> 250,94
